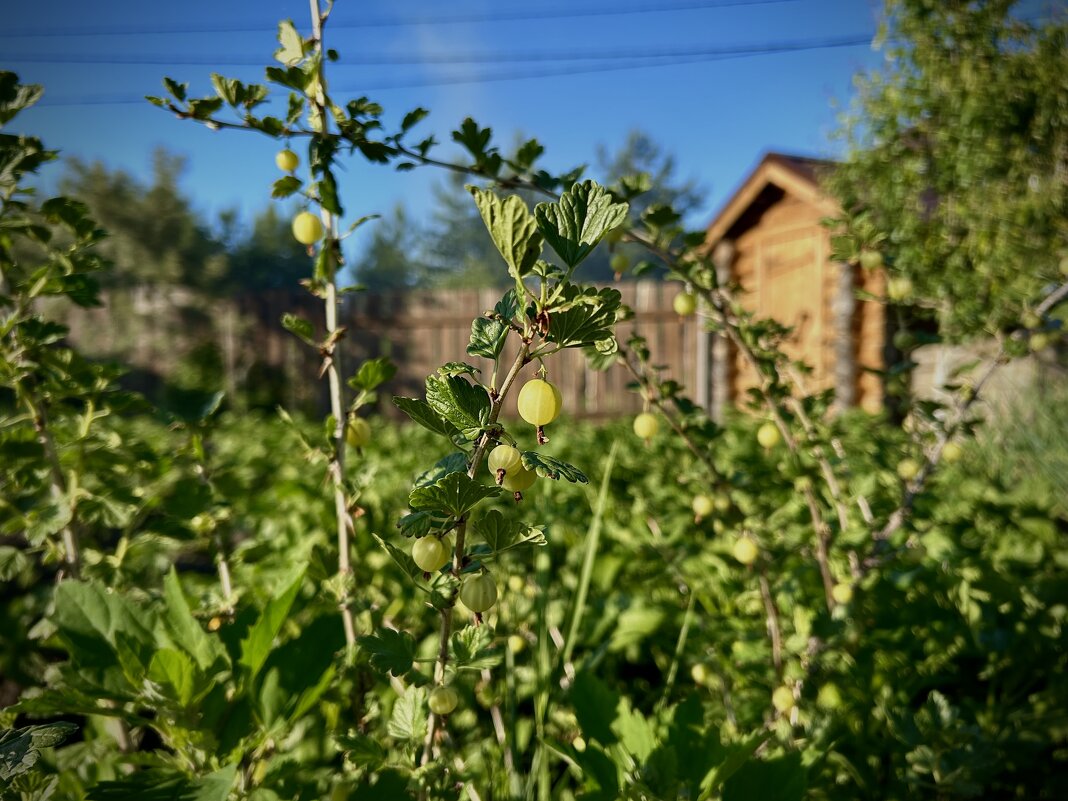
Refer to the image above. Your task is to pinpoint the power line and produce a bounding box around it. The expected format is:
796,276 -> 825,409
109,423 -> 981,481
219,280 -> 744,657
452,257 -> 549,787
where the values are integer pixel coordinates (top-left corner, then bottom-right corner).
33,36 -> 873,108
3,34 -> 873,67
1,0 -> 799,38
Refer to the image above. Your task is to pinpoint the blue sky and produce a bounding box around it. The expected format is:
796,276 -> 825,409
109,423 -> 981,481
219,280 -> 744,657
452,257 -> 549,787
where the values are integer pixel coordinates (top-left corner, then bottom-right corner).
4,0 -> 888,243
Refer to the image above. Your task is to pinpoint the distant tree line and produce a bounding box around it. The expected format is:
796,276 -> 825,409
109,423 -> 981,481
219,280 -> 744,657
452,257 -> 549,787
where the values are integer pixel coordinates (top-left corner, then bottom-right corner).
58,131 -> 705,294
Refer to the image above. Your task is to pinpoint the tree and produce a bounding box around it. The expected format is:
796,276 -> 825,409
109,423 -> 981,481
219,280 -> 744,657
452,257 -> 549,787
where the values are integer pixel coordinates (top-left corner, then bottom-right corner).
60,148 -> 228,289
224,204 -> 311,291
351,203 -> 427,290
830,0 -> 1068,341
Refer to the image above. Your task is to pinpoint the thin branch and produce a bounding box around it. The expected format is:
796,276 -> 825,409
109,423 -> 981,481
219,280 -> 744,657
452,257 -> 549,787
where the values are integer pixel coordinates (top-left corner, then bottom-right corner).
758,569 -> 783,677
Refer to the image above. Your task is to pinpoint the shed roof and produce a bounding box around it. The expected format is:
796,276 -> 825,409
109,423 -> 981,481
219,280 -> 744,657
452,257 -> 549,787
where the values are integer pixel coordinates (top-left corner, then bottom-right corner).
705,152 -> 839,246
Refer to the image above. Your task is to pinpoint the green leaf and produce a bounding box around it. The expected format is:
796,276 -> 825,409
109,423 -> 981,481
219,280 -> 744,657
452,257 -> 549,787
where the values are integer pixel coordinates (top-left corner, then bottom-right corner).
521,452 -> 588,483
424,374 -> 490,440
148,649 -> 197,707
722,751 -> 806,801
572,672 -> 620,746
414,452 -> 469,489
469,186 -> 543,279
612,699 -> 656,763
271,175 -> 302,199
357,628 -> 416,676
350,357 -> 397,391
468,316 -> 508,360
392,397 -> 461,441
451,625 -> 501,670
373,533 -> 425,583
535,181 -> 628,268
52,581 -> 157,672
545,286 -> 623,349
409,472 -> 501,518
86,764 -> 236,801
336,730 -> 387,770
701,730 -> 773,795
274,20 -> 305,66
472,509 -> 546,554
0,723 -> 77,782
238,566 -> 305,680
280,313 -> 316,346
400,107 -> 429,133
437,361 -> 480,378
387,685 -> 428,745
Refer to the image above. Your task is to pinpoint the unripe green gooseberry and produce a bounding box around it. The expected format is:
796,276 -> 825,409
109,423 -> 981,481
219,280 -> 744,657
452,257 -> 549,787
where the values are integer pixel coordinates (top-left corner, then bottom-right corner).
691,663 -> 711,685
673,290 -> 697,317
692,494 -> 714,518
508,634 -> 526,653
756,421 -> 781,449
517,379 -> 562,427
887,275 -> 913,301
459,573 -> 498,613
428,686 -> 459,715
275,148 -> 299,172
488,444 -> 523,483
345,417 -> 371,448
942,441 -> 963,464
633,412 -> 659,440
610,252 -> 630,274
1021,311 -> 1041,330
817,683 -> 842,710
733,536 -> 759,565
292,211 -> 323,245
832,582 -> 854,605
858,250 -> 883,271
1030,332 -> 1051,352
713,493 -> 731,513
412,536 -> 450,572
502,466 -> 537,492
772,685 -> 795,714
897,458 -> 921,481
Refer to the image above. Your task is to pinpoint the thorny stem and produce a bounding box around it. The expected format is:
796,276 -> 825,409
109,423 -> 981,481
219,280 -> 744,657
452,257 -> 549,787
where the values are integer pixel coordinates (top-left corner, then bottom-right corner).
307,0 -> 357,649
758,568 -> 783,677
420,341 -> 531,769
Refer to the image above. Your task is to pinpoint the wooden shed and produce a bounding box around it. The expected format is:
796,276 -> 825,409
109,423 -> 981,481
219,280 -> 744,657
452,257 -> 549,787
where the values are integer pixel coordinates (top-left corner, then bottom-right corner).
699,153 -> 886,416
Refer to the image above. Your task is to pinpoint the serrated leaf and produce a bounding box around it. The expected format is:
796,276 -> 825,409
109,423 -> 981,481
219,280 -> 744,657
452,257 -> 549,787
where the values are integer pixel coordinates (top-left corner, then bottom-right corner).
400,107 -> 429,133
472,509 -> 546,554
86,765 -> 236,801
425,374 -> 490,440
545,286 -> 623,349
0,723 -> 76,782
535,181 -> 628,268
392,397 -> 460,441
414,452 -> 470,489
336,730 -> 387,769
521,452 -> 588,483
274,20 -> 305,66
387,685 -> 428,744
451,625 -> 501,670
350,357 -> 396,391
397,510 -> 451,539
409,472 -> 501,518
52,581 -> 157,672
272,175 -> 302,199
163,569 -> 224,672
356,628 -> 415,676
495,289 -> 520,320
469,186 -> 543,279
437,361 -> 480,378
468,316 -> 508,360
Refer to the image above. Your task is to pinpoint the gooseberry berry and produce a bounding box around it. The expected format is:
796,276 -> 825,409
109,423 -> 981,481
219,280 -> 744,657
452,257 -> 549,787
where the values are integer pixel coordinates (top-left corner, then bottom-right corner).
275,148 -> 299,172
610,252 -> 630,275
887,276 -> 913,301
428,686 -> 459,715
517,379 -> 561,427
756,422 -> 781,449
831,583 -> 854,605
673,290 -> 697,317
502,466 -> 537,493
412,536 -> 450,573
859,250 -> 883,271
460,573 -> 498,613
897,458 -> 921,481
345,417 -> 371,448
772,685 -> 795,714
633,412 -> 659,440
292,211 -> 323,245
733,536 -> 759,565
941,441 -> 962,464
488,444 -> 523,484
692,494 -> 714,519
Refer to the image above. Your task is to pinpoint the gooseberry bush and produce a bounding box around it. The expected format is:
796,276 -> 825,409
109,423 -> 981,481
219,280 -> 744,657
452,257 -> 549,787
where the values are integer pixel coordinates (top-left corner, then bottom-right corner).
4,0 -> 1068,799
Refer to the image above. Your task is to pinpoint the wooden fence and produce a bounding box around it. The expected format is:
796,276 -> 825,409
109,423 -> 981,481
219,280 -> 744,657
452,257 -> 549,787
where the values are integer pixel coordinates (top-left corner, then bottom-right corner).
59,281 -> 703,419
